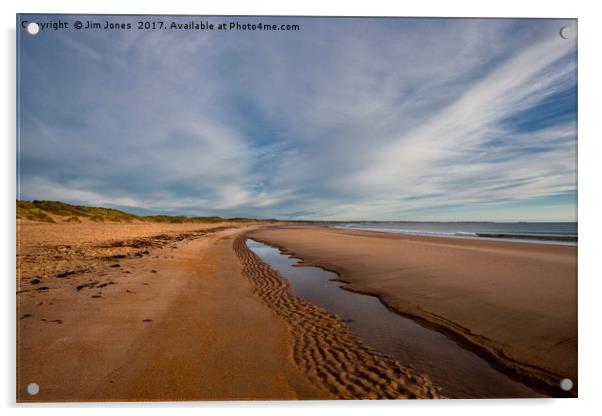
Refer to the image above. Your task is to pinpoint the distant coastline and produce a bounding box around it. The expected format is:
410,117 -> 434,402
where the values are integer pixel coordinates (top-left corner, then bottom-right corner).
327,221 -> 577,245
16,200 -> 577,244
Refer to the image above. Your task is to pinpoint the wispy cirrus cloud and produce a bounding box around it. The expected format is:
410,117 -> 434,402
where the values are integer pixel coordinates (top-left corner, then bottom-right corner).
17,16 -> 577,220
334,29 -> 576,218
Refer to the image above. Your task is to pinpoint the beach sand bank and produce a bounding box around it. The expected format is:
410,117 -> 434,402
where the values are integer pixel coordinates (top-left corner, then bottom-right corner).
249,225 -> 577,396
17,221 -> 330,401
17,221 -> 440,401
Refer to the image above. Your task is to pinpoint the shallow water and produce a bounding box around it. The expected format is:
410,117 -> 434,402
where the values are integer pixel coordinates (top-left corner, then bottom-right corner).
247,239 -> 546,399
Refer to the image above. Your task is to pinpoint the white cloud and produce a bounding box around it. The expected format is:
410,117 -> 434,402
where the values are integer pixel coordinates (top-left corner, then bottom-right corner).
339,23 -> 576,216
18,17 -> 577,220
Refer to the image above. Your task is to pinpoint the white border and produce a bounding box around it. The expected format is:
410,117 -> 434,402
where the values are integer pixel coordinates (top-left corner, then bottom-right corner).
3,1 -> 601,415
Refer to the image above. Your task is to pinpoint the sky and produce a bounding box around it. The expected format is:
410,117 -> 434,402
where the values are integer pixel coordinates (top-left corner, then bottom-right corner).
17,16 -> 577,221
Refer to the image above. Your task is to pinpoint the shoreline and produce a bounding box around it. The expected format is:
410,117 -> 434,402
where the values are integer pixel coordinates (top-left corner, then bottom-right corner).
249,225 -> 578,398
329,225 -> 577,246
16,220 -> 576,400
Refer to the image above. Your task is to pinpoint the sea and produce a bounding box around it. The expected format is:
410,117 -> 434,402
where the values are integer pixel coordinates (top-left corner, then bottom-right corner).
330,222 -> 577,245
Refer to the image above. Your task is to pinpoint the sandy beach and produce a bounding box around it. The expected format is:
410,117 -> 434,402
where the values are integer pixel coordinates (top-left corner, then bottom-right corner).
17,221 -> 330,401
249,225 -> 577,396
16,220 -> 440,401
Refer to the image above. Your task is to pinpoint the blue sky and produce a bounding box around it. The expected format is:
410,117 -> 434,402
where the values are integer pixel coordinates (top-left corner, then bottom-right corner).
17,16 -> 577,221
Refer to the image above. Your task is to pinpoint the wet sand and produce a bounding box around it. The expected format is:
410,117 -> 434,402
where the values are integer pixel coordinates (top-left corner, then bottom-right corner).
249,225 -> 578,396
246,239 -> 544,399
235,235 -> 441,399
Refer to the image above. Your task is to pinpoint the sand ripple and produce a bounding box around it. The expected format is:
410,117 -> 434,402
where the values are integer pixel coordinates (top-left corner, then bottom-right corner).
234,234 -> 442,399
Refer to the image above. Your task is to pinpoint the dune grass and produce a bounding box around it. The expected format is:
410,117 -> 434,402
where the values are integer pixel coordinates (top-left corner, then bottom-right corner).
17,200 -> 137,223
16,201 -> 56,223
16,200 -> 275,224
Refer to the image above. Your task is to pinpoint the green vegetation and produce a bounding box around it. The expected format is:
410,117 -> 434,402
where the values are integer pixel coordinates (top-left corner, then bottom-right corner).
142,215 -> 224,224
17,200 -> 137,223
16,200 -> 277,224
16,201 -> 56,223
